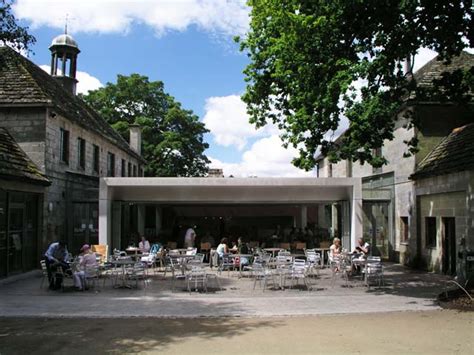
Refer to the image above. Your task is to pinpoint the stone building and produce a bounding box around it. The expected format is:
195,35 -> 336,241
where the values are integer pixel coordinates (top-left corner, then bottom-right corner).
411,123 -> 474,275
0,34 -> 145,276
316,52 -> 474,270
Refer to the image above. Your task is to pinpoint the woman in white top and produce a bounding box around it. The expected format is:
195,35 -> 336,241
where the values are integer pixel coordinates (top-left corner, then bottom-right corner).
139,236 -> 151,253
216,238 -> 229,257
73,244 -> 98,291
329,237 -> 341,261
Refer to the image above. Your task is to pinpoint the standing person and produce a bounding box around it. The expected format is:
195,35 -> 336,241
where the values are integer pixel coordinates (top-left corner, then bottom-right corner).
73,244 -> 98,291
138,235 -> 151,253
184,227 -> 196,248
329,237 -> 342,272
44,240 -> 69,290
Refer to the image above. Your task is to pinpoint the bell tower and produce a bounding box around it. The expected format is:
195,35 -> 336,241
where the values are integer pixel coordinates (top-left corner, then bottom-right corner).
49,32 -> 80,95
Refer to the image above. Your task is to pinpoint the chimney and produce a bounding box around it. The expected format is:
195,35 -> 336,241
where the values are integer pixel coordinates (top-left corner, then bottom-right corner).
129,124 -> 142,155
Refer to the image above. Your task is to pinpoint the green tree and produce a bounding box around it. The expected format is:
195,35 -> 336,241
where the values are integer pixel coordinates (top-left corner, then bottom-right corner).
82,74 -> 210,177
0,0 -> 35,52
238,0 -> 473,170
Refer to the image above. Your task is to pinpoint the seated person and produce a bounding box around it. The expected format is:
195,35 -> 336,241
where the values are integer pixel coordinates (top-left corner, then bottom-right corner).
329,237 -> 341,260
44,240 -> 69,290
329,237 -> 342,271
230,241 -> 238,253
138,235 -> 151,253
237,237 -> 250,266
353,237 -> 370,256
216,238 -> 229,258
73,244 -> 98,291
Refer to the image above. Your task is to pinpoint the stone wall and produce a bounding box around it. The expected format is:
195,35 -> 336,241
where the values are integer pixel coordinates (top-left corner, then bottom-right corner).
0,107 -> 46,171
415,170 -> 474,272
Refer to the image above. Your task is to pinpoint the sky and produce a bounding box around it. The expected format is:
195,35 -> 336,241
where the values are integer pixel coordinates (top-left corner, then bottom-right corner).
11,0 -> 445,177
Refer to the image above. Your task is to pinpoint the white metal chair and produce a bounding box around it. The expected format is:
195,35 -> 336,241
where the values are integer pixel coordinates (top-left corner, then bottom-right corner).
289,259 -> 312,290
252,263 -> 276,291
40,260 -> 49,289
186,266 -> 208,293
364,256 -> 384,287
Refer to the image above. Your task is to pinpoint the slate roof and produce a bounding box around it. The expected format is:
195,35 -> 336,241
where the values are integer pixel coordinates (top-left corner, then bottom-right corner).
411,123 -> 474,179
413,50 -> 474,94
0,46 -> 144,163
0,127 -> 51,185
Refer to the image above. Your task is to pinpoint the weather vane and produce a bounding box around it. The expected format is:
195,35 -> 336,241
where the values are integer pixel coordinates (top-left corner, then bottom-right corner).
65,13 -> 69,35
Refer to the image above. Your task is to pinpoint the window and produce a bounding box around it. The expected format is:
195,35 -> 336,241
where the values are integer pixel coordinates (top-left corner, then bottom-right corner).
400,217 -> 409,243
59,128 -> 69,164
107,152 -> 115,177
133,165 -> 137,177
121,159 -> 126,177
128,162 -> 132,177
138,166 -> 143,177
93,145 -> 100,173
77,137 -> 85,170
425,217 -> 437,247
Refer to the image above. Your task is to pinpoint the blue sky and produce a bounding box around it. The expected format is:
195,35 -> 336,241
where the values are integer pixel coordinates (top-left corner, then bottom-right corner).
12,0 -> 444,177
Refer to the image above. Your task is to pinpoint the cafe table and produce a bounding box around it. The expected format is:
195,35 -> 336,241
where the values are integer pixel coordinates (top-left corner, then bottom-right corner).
109,258 -> 136,288
169,254 -> 195,276
314,248 -> 330,267
227,253 -> 253,276
263,248 -> 283,258
125,247 -> 143,260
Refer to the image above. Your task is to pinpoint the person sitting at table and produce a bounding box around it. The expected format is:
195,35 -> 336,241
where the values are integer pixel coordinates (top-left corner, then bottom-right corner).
329,237 -> 342,271
230,241 -> 238,253
216,238 -> 229,258
44,240 -> 70,290
73,244 -> 98,291
237,237 -> 250,266
353,237 -> 370,256
138,235 -> 151,253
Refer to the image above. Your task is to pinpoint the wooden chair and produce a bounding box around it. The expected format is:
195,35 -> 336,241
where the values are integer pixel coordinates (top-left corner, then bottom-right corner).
295,242 -> 306,251
167,241 -> 177,249
92,244 -> 108,265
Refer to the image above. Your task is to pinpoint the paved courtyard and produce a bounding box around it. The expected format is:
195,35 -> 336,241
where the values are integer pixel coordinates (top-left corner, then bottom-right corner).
0,263 -> 452,318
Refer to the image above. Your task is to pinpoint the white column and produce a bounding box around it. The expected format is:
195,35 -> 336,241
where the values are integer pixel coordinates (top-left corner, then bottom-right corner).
351,179 -> 364,251
112,202 -> 122,250
98,179 -> 111,248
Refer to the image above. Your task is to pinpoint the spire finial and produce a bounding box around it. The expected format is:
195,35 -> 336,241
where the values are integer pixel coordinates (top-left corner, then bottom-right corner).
65,13 -> 68,35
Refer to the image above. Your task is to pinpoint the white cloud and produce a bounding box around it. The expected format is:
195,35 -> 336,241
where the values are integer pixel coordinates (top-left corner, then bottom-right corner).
13,0 -> 249,37
413,47 -> 438,73
40,65 -> 103,94
203,94 -> 277,150
209,135 -> 315,178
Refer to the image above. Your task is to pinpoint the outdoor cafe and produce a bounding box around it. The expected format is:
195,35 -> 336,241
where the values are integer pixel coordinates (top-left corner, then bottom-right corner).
38,177 -> 380,292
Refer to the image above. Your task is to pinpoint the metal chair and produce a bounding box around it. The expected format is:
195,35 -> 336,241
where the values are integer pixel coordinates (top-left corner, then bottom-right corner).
252,263 -> 276,291
186,266 -> 208,293
40,260 -> 49,289
305,249 -> 321,276
289,259 -> 311,290
365,257 -> 384,288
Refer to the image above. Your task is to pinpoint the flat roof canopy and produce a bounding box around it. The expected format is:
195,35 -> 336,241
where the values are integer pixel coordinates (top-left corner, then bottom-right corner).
100,177 -> 361,204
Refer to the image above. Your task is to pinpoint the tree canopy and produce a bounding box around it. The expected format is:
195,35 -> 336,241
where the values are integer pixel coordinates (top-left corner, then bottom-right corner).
0,0 -> 35,53
82,74 -> 210,177
238,0 -> 473,170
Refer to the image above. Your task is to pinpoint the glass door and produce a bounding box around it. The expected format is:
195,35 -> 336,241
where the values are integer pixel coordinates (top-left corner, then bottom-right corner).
8,204 -> 24,274
72,203 -> 99,254
363,201 -> 391,259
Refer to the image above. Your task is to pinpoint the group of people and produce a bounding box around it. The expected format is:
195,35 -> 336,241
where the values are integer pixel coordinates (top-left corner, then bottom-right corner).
329,237 -> 370,272
44,241 -> 98,291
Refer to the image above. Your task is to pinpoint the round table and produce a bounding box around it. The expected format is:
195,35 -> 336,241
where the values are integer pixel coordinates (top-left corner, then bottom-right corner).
110,259 -> 136,288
